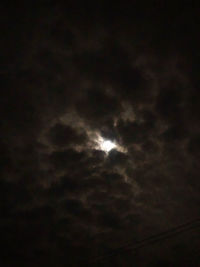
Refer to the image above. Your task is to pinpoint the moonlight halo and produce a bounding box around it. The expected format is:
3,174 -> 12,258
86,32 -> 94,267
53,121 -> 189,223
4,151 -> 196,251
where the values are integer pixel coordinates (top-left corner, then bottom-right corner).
100,139 -> 116,153
95,135 -> 117,153
93,133 -> 127,154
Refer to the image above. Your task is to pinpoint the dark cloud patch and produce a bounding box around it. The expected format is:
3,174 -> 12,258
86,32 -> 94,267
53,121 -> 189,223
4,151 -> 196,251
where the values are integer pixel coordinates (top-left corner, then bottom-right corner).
62,198 -> 84,216
76,43 -> 152,106
48,20 -> 75,49
187,88 -> 200,123
188,135 -> 200,159
1,3 -> 39,70
49,148 -> 87,171
106,149 -> 128,167
0,141 -> 13,176
90,149 -> 106,162
160,124 -> 188,143
47,123 -> 87,147
117,120 -> 152,146
100,126 -> 118,142
76,88 -> 122,126
97,210 -> 123,229
156,88 -> 184,121
141,140 -> 159,155
0,77 -> 42,144
111,65 -> 151,105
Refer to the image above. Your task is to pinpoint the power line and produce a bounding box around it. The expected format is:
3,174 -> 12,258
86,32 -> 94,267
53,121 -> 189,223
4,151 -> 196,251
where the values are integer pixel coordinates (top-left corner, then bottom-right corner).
82,217 -> 200,264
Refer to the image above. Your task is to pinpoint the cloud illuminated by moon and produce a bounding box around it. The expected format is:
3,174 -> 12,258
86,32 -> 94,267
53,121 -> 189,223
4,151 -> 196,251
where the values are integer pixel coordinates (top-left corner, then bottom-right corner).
100,139 -> 116,152
95,134 -> 127,154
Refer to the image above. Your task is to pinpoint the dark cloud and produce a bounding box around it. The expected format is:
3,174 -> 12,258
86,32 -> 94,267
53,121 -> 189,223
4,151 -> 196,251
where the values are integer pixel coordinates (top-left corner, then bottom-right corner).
188,135 -> 200,159
49,149 -> 88,171
106,149 -> 129,168
1,2 -> 200,266
156,88 -> 184,121
47,123 -> 87,147
76,88 -> 122,127
117,119 -> 153,146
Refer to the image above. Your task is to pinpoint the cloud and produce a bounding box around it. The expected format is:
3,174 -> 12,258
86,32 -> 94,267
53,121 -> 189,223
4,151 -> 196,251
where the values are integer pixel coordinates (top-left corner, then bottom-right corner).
76,88 -> 122,127
47,123 -> 87,147
1,2 -> 200,266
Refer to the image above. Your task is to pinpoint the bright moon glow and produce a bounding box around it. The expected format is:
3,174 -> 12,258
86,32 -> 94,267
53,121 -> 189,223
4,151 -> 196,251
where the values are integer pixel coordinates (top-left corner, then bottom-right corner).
95,135 -> 117,153
101,140 -> 116,152
94,134 -> 127,154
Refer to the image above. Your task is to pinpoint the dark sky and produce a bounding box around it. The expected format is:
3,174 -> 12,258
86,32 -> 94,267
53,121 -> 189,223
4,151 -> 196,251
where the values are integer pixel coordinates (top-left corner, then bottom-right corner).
1,2 -> 200,266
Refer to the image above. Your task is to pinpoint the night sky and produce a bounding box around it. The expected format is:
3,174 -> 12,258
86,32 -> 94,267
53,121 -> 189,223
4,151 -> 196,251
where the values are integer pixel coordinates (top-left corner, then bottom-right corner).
1,2 -> 200,266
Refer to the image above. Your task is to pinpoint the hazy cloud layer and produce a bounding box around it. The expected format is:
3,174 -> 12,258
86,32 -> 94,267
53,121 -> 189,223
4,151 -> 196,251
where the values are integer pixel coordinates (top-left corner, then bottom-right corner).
1,2 -> 200,266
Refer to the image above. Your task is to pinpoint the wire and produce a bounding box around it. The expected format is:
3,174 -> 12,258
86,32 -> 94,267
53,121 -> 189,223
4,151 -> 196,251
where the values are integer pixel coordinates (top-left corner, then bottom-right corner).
81,217 -> 200,264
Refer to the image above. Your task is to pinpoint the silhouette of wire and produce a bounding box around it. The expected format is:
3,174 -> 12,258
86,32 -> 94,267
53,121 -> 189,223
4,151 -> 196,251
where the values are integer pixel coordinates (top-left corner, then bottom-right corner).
81,218 -> 200,264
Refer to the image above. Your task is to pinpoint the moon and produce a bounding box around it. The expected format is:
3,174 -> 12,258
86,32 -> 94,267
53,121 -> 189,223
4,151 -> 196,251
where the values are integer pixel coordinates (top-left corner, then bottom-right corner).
100,139 -> 116,153
93,134 -> 126,154
95,135 -> 116,153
